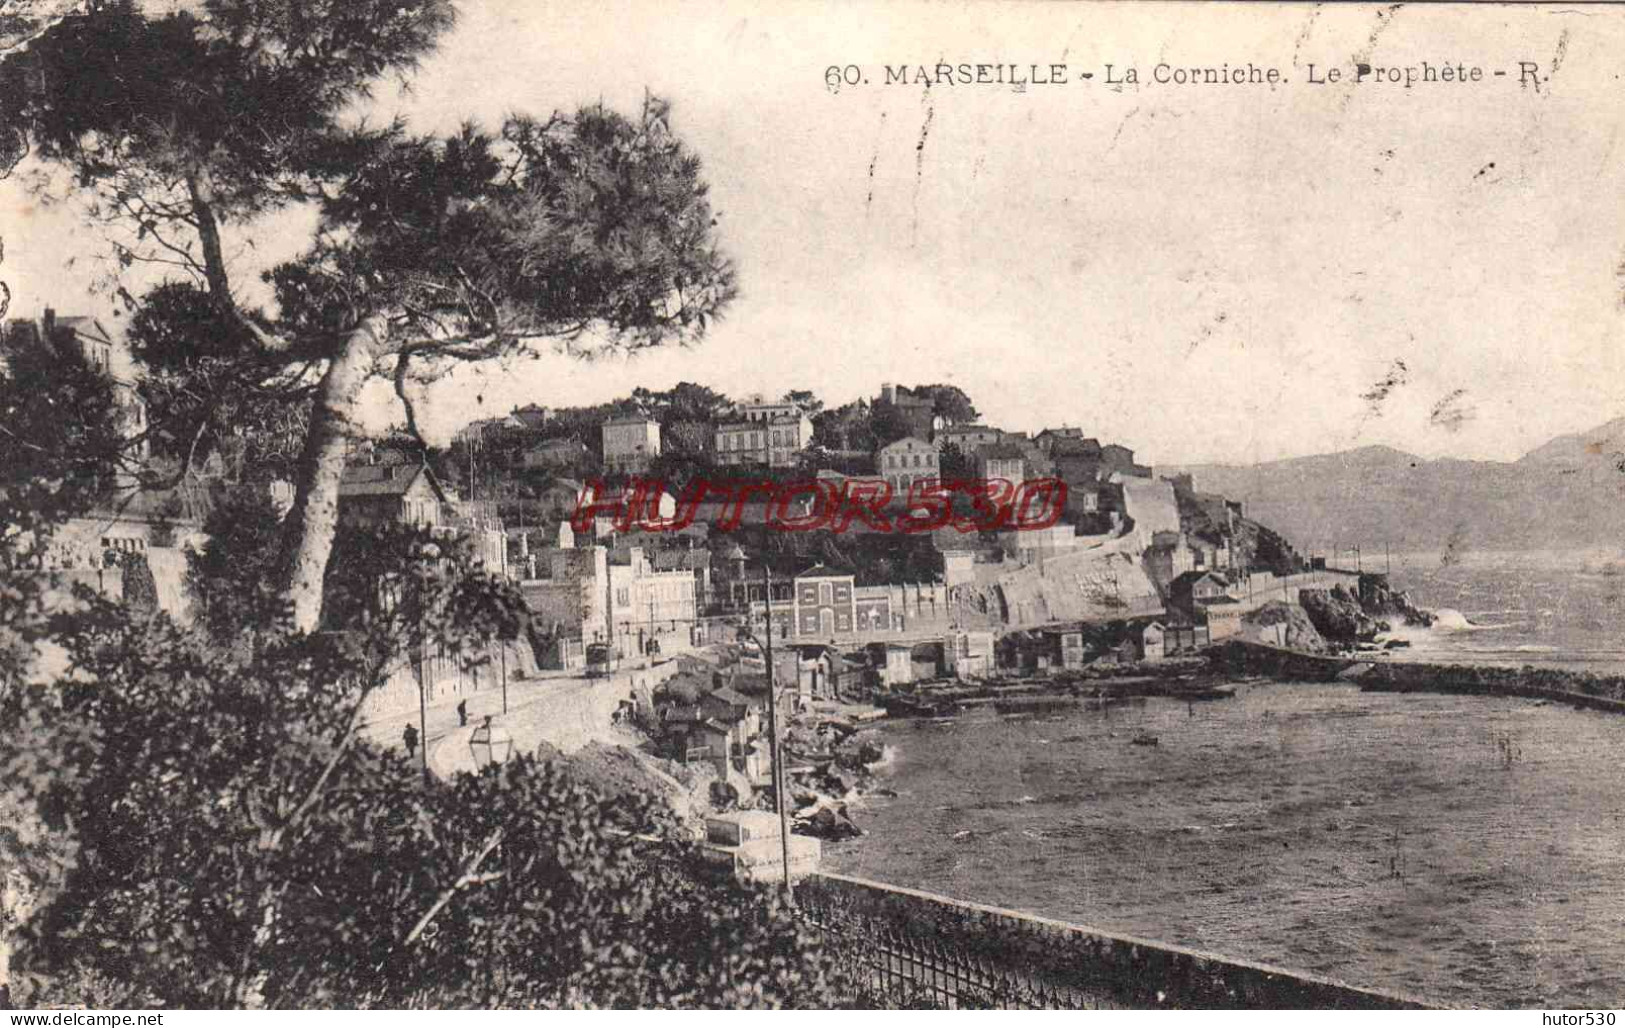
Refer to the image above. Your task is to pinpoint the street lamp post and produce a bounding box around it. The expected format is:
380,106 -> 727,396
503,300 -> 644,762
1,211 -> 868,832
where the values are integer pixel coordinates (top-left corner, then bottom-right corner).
499,642 -> 508,715
469,715 -> 514,770
465,714 -> 512,1004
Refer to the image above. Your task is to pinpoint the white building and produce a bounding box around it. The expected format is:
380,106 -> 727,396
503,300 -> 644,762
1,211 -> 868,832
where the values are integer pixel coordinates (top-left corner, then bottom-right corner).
876,436 -> 938,496
602,415 -> 661,475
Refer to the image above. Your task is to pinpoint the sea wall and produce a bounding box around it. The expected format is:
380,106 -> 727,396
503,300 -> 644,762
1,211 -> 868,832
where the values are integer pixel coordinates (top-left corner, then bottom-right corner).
1217,640 -> 1625,714
797,872 -> 1426,1009
1358,660 -> 1625,713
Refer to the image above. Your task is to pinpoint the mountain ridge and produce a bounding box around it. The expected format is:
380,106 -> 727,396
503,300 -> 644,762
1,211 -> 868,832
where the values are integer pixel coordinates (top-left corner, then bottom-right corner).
1162,417 -> 1625,554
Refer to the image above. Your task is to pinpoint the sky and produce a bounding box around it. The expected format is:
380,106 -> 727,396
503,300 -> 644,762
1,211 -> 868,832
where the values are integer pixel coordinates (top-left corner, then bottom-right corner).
3,1 -> 1623,465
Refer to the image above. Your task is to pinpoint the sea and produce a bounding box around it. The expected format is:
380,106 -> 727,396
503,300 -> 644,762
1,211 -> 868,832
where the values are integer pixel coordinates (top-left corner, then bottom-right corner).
826,550 -> 1625,1009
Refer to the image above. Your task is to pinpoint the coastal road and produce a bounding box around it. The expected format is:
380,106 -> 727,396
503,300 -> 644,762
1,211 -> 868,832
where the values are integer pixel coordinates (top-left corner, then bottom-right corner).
358,666 -> 637,776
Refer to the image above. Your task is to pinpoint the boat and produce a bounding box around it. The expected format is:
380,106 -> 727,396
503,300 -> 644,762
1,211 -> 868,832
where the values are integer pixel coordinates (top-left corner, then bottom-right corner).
1130,732 -> 1159,747
881,695 -> 961,719
1159,682 -> 1238,701
993,696 -> 1080,715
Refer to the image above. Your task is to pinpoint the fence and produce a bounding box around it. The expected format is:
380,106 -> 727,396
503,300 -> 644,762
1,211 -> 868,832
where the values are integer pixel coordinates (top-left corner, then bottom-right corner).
796,873 -> 1428,1010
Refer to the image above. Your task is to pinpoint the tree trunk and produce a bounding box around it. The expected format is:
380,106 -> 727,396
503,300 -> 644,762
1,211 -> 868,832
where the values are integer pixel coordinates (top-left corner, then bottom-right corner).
185,166 -> 235,307
276,316 -> 388,633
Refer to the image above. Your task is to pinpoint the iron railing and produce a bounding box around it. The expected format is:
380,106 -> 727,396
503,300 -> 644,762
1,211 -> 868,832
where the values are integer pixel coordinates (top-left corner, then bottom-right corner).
795,873 -> 1429,1010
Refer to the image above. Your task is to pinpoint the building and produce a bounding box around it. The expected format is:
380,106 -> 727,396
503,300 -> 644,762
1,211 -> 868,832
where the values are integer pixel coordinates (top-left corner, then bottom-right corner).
1204,602 -> 1245,642
976,443 -> 1028,490
874,642 -> 915,687
5,308 -> 148,457
453,415 -> 523,443
713,411 -> 813,467
765,412 -> 814,467
512,403 -> 552,429
941,549 -> 976,588
1162,621 -> 1212,655
653,547 -> 713,613
1169,570 -> 1233,613
602,415 -> 661,475
668,686 -> 769,788
1144,530 -> 1198,593
520,437 -> 588,471
792,644 -> 861,701
520,544 -> 609,648
1101,443 -> 1152,479
1032,427 -> 1086,453
876,436 -> 938,496
877,384 -> 939,440
997,523 -> 1077,563
609,545 -> 700,655
732,395 -> 807,424
792,565 -> 856,637
1138,621 -> 1166,662
1037,626 -> 1088,669
714,421 -> 767,466
1048,436 -> 1105,484
943,629 -> 995,679
935,424 -> 1005,454
337,463 -> 449,529
732,563 -> 905,642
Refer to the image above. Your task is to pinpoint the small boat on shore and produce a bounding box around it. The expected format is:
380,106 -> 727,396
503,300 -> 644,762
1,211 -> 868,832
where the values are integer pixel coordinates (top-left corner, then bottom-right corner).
1130,731 -> 1159,747
882,695 -> 961,719
993,696 -> 1081,715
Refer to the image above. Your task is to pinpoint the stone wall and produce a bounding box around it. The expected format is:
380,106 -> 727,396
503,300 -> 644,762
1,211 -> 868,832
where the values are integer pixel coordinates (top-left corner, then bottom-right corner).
797,872 -> 1425,1009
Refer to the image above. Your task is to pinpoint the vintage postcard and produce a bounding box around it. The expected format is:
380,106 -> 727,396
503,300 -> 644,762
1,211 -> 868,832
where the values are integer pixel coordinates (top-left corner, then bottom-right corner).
1,0 -> 1622,1014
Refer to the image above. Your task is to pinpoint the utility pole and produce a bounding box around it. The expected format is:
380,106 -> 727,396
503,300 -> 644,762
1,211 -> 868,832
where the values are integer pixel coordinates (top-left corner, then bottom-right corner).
418,619 -> 430,782
499,641 -> 508,715
604,546 -> 616,661
761,566 -> 794,903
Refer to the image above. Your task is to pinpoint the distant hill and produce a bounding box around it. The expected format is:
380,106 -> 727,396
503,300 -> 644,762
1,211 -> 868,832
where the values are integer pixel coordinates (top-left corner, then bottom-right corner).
1515,416 -> 1625,467
1163,421 -> 1625,555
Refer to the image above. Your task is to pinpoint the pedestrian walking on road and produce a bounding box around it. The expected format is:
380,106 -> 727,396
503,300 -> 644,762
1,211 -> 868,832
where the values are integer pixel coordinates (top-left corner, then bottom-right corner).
403,722 -> 419,760
457,699 -> 468,727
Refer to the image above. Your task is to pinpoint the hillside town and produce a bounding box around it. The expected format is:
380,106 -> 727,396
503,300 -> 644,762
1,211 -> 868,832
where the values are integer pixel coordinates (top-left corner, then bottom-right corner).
5,305 -> 1402,833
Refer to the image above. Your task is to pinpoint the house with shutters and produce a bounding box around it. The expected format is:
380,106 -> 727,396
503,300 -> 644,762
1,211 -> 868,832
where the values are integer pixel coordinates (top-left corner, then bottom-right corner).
876,436 -> 937,496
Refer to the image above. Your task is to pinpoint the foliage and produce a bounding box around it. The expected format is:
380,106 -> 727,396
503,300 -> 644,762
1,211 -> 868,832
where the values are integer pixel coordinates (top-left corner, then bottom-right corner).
0,583 -> 846,1008
320,522 -> 530,691
0,326 -> 126,555
868,399 -> 913,448
912,384 -> 978,426
782,389 -> 822,415
269,97 -> 736,352
0,325 -> 127,695
938,442 -> 973,480
0,0 -> 458,299
186,487 -> 290,651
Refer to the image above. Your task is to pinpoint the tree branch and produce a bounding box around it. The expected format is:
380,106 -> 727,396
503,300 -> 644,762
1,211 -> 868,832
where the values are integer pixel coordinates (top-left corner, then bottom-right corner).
403,827 -> 506,946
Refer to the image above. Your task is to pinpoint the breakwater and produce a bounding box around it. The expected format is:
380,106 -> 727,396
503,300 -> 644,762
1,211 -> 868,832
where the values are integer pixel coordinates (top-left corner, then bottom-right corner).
1218,640 -> 1625,713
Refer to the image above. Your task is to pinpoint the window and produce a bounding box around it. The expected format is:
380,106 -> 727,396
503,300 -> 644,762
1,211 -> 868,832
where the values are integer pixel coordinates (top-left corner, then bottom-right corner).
617,587 -> 630,606
912,454 -> 921,467
819,582 -> 833,606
